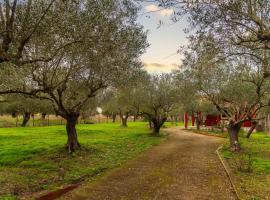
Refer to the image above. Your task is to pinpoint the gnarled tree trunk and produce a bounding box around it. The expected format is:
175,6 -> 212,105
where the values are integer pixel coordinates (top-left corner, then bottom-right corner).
112,114 -> 116,123
120,112 -> 129,127
65,113 -> 80,153
195,117 -> 200,130
246,121 -> 257,138
228,121 -> 241,151
195,112 -> 202,130
151,116 -> 167,135
22,112 -> 31,127
41,113 -> 47,120
133,113 -> 137,122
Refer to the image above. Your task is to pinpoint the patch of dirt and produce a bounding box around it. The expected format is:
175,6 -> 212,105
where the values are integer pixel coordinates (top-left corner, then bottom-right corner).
61,128 -> 236,200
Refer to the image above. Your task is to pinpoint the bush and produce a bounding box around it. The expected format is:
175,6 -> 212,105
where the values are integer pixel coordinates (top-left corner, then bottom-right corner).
233,147 -> 255,173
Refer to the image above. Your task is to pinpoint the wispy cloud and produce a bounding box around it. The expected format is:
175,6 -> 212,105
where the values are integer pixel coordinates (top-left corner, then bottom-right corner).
145,4 -> 173,17
144,62 -> 179,73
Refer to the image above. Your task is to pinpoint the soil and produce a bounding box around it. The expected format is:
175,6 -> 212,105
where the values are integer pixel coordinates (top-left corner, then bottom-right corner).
61,127 -> 236,200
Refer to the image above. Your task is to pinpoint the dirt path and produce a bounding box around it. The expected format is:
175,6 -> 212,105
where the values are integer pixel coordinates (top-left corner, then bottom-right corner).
62,128 -> 236,200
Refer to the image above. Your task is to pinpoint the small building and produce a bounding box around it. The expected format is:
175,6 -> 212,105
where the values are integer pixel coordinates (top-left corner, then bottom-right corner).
204,115 -> 221,126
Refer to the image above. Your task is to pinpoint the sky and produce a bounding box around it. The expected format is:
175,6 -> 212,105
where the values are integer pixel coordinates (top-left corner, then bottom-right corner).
137,3 -> 190,73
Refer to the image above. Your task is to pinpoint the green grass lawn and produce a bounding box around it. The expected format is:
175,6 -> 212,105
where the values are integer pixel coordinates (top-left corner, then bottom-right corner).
0,122 -> 170,199
222,132 -> 270,200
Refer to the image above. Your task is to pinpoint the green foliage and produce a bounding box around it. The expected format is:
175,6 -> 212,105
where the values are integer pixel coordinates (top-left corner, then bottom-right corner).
0,122 -> 164,198
222,132 -> 270,199
223,132 -> 270,172
234,148 -> 255,173
0,195 -> 18,200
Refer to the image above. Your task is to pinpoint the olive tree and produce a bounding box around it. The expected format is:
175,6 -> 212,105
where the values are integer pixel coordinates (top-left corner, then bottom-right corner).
0,94 -> 53,126
102,70 -> 148,127
181,36 -> 270,151
141,74 -> 179,135
0,0 -> 89,65
0,0 -> 148,152
101,90 -> 119,123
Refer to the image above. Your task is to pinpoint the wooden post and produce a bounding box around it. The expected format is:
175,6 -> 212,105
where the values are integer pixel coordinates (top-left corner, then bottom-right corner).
184,112 -> 188,129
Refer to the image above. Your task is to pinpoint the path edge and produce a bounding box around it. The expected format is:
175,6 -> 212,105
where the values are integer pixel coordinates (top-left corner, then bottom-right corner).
185,129 -> 226,138
216,145 -> 241,200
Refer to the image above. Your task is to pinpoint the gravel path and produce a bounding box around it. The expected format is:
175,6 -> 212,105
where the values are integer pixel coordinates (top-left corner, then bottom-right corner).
62,128 -> 236,200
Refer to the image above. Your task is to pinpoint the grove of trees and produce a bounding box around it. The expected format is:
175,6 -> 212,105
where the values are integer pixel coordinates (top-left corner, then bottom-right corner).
0,0 -> 270,154
0,0 -> 149,152
154,0 -> 270,151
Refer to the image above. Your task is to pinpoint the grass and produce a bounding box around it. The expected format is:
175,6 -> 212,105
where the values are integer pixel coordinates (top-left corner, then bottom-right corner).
0,122 -> 171,199
221,132 -> 270,200
186,127 -> 270,199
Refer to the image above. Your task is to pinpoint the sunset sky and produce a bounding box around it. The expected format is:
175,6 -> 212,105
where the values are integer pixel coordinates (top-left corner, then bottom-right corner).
137,3 -> 190,73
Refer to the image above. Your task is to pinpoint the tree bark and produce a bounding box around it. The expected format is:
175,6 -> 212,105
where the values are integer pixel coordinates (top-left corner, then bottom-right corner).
151,117 -> 167,135
246,121 -> 257,138
120,113 -> 129,127
21,112 -> 31,127
65,113 -> 80,153
41,113 -> 46,120
195,112 -> 203,130
133,113 -> 137,122
228,121 -> 241,151
112,114 -> 116,123
121,117 -> 128,127
195,117 -> 200,130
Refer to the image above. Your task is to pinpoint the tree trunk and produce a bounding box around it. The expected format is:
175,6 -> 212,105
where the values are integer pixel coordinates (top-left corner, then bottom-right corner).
175,115 -> 179,123
191,112 -> 195,126
66,113 -> 80,153
11,111 -> 17,118
246,121 -> 257,138
22,112 -> 31,127
120,114 -> 128,127
41,113 -> 46,120
152,117 -> 167,135
112,114 -> 116,123
195,112 -> 202,130
228,121 -> 241,151
195,117 -> 200,130
133,113 -> 137,122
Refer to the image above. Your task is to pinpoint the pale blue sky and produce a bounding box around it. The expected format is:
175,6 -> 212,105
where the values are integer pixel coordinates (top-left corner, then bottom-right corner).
137,3 -> 190,73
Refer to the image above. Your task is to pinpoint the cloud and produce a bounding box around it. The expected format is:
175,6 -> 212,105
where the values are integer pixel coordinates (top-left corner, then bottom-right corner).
144,62 -> 179,73
145,63 -> 165,68
145,4 -> 173,17
159,9 -> 174,17
145,4 -> 159,12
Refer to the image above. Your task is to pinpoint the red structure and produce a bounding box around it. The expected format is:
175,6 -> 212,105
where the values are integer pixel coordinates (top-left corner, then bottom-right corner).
204,115 -> 221,126
243,121 -> 252,127
184,112 -> 188,129
204,114 -> 253,127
